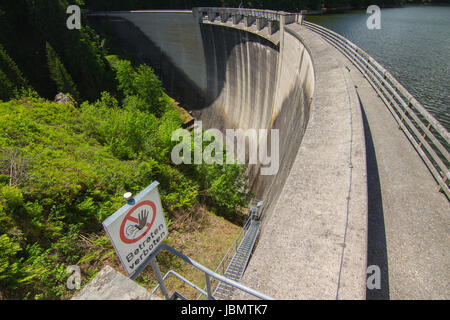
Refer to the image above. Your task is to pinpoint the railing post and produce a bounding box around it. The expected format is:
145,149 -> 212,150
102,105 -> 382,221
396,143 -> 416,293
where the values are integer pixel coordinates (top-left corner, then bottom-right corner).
268,20 -> 279,35
150,257 -> 170,300
192,8 -> 201,24
245,15 -> 256,27
398,111 -> 405,130
208,10 -> 215,22
232,13 -> 242,25
221,12 -> 230,23
256,17 -> 266,31
205,273 -> 213,300
280,13 -> 286,35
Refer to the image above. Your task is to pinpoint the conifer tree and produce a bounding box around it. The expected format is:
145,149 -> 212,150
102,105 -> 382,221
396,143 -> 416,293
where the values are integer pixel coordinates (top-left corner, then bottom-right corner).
45,42 -> 80,101
0,43 -> 28,100
0,69 -> 15,100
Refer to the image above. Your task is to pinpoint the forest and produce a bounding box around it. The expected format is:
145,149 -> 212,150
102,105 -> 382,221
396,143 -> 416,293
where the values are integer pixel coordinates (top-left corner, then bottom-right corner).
83,0 -> 450,11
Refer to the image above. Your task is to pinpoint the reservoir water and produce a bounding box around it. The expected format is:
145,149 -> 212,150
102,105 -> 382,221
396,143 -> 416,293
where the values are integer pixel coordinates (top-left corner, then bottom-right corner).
307,5 -> 450,131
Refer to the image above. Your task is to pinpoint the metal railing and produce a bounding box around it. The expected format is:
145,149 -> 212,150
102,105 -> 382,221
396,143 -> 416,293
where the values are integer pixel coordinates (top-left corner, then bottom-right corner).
205,216 -> 252,293
136,243 -> 273,300
208,199 -> 264,297
152,270 -> 208,299
302,21 -> 450,199
193,7 -> 298,24
149,198 -> 266,300
213,219 -> 261,299
195,215 -> 253,299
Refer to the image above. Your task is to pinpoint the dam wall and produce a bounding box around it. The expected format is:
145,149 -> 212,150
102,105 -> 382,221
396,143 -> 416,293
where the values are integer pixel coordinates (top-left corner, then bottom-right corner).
88,11 -> 315,211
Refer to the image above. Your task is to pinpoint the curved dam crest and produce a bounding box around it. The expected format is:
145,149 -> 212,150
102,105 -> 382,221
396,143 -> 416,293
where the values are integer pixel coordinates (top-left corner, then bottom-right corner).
88,11 -> 368,299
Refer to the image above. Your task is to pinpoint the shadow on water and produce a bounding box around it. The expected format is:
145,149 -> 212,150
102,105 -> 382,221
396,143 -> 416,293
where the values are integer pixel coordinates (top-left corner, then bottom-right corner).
359,95 -> 390,300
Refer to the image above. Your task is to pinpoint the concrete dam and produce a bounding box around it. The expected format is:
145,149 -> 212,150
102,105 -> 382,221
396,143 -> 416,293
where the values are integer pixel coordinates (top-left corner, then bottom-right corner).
87,8 -> 450,300
89,10 -> 315,214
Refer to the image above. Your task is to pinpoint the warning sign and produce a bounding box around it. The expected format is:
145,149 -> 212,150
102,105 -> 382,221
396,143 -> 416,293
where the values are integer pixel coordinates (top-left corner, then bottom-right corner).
102,182 -> 168,276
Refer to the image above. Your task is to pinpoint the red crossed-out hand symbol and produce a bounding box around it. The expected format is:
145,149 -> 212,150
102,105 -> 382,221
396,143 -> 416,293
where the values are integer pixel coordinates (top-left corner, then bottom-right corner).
120,201 -> 156,244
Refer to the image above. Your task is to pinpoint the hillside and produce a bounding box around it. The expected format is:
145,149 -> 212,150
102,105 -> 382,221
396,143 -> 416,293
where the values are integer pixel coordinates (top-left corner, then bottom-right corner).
0,1 -> 250,299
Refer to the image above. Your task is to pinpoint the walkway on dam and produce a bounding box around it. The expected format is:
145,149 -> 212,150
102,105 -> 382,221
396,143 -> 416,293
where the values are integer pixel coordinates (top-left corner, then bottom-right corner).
238,24 -> 449,300
332,45 -> 450,299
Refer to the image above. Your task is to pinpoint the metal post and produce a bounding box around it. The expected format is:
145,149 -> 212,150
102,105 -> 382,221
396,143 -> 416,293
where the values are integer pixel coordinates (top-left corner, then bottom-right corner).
150,257 -> 170,300
205,273 -> 213,300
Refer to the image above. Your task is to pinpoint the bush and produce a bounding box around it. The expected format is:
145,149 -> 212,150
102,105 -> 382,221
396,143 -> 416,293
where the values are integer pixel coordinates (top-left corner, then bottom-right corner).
1,185 -> 24,211
0,234 -> 22,288
114,58 -> 169,116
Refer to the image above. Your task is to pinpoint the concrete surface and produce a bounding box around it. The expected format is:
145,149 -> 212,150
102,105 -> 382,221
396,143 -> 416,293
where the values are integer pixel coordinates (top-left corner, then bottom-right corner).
326,38 -> 450,299
241,22 -> 449,299
90,11 -> 207,92
72,266 -> 158,300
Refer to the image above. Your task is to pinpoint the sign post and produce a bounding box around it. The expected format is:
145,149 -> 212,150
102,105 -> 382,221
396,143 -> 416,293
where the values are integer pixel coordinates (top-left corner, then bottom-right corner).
102,181 -> 168,283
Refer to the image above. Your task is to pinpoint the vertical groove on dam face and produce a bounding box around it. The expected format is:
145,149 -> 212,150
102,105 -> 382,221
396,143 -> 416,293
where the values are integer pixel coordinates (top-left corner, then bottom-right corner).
197,24 -> 279,134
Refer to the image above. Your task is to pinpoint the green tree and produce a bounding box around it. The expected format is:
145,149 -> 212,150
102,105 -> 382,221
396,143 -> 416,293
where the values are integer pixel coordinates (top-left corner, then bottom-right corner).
46,42 -> 80,101
0,43 -> 28,100
114,59 -> 168,116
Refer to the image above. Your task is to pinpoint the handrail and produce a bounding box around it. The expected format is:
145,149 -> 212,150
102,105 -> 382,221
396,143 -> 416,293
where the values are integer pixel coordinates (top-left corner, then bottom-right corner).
200,199 -> 264,299
193,7 -> 297,23
134,243 -> 274,300
302,21 -> 449,199
152,270 -> 209,299
196,214 -> 252,299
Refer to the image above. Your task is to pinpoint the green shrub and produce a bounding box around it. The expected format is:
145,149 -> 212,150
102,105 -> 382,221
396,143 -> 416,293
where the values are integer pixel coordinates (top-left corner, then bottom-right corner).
114,58 -> 168,116
1,185 -> 24,211
0,234 -> 22,287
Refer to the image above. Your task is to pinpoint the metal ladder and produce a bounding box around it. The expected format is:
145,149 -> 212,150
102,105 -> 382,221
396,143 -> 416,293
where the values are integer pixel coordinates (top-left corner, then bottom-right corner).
213,218 -> 261,300
154,199 -> 265,300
